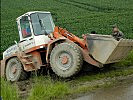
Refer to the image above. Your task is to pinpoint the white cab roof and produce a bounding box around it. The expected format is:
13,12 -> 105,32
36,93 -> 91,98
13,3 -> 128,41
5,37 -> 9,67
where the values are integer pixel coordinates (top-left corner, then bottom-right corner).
16,11 -> 51,21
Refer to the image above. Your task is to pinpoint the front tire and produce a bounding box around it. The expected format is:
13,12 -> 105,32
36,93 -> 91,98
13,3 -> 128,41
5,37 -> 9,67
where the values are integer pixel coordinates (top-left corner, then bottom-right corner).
6,57 -> 28,82
50,42 -> 83,78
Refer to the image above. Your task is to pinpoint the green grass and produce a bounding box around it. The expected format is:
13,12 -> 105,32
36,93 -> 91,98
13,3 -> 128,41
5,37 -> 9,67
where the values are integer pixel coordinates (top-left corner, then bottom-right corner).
28,76 -> 70,100
114,50 -> 133,67
1,0 -> 133,56
1,78 -> 19,100
74,66 -> 133,83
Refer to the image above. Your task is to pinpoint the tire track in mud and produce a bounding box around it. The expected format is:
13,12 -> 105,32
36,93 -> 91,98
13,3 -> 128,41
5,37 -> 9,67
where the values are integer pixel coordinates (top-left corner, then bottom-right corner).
16,80 -> 32,100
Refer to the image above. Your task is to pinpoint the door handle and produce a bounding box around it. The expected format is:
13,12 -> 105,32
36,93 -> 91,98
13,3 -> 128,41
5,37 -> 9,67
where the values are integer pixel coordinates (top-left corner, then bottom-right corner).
29,38 -> 33,40
19,39 -> 26,43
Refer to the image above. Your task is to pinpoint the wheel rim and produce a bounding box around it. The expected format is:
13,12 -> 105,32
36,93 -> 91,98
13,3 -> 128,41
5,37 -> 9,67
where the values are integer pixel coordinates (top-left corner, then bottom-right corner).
61,56 -> 68,64
56,51 -> 73,71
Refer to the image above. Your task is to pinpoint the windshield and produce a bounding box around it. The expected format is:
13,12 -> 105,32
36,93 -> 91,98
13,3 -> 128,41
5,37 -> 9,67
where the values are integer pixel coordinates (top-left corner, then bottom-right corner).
30,13 -> 55,35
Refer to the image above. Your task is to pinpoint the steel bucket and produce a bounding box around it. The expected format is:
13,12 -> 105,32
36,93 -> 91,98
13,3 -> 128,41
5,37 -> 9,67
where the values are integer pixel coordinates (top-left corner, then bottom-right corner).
86,34 -> 133,64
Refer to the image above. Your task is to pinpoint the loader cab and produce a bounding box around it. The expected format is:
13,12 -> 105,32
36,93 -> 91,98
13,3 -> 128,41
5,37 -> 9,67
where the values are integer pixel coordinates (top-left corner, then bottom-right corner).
16,11 -> 55,51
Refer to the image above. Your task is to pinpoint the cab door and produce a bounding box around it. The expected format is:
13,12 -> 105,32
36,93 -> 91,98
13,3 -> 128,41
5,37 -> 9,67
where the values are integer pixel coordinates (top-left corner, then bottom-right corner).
18,16 -> 35,51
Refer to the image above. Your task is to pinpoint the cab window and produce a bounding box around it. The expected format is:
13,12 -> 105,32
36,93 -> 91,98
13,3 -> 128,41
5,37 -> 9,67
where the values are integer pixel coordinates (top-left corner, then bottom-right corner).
20,16 -> 31,38
30,13 -> 55,35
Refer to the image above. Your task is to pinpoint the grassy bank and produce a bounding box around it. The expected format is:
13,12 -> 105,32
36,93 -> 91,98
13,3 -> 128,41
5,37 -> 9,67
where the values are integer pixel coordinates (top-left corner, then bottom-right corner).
1,78 -> 18,100
25,65 -> 133,100
28,77 -> 69,100
114,50 -> 133,67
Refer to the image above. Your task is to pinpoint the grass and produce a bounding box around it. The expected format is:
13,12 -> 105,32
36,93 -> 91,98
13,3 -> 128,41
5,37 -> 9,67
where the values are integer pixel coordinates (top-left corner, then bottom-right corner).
74,66 -> 133,83
114,50 -> 133,67
1,0 -> 133,57
1,78 -> 19,100
28,76 -> 69,100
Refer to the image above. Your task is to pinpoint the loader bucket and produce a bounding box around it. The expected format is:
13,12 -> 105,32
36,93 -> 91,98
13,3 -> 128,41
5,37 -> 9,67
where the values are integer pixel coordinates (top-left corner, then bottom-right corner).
86,34 -> 133,64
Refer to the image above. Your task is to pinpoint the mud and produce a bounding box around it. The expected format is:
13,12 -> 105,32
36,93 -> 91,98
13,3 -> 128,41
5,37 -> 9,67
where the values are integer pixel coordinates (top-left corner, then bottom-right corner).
73,75 -> 133,100
16,80 -> 32,100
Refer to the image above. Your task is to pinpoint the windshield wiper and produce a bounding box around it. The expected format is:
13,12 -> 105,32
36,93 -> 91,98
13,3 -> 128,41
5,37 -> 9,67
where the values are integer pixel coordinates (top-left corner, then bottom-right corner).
37,13 -> 48,35
37,14 -> 45,30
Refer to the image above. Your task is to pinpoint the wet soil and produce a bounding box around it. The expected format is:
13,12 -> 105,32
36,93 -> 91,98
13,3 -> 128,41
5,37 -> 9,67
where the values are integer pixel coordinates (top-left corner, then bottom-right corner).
73,75 -> 133,100
16,80 -> 32,100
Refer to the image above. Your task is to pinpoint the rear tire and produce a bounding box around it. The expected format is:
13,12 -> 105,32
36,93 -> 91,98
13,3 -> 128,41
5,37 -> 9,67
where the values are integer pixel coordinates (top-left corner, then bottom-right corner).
6,57 -> 28,82
50,42 -> 83,78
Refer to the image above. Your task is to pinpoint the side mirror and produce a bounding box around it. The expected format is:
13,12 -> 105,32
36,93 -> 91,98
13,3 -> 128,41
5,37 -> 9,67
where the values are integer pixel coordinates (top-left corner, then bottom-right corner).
14,40 -> 21,51
14,41 -> 18,44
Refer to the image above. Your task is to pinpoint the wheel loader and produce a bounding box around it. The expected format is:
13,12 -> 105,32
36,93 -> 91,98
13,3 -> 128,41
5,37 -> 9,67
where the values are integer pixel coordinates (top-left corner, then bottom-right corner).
1,11 -> 133,82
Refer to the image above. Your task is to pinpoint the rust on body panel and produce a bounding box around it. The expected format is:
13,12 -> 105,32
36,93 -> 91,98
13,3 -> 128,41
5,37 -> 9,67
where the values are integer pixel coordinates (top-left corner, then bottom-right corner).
25,44 -> 48,53
80,48 -> 102,67
0,50 -> 43,77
